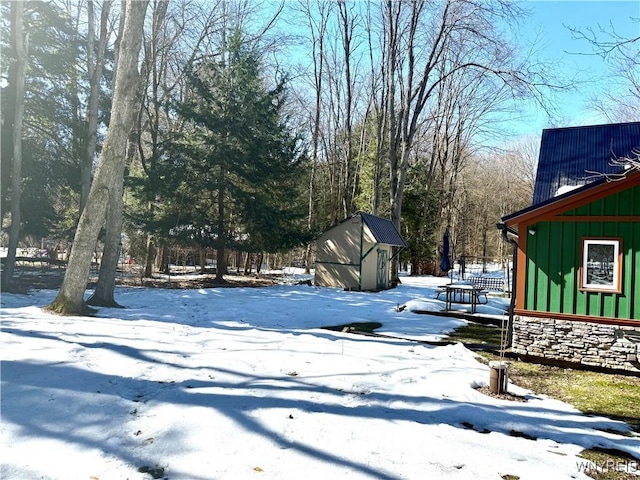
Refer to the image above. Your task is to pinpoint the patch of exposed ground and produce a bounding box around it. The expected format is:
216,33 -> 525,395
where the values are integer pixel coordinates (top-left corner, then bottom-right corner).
2,265 -> 299,293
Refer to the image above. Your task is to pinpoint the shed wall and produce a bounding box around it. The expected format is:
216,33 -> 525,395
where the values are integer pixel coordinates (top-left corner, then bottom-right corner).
315,217 -> 362,290
314,263 -> 360,290
316,218 -> 362,265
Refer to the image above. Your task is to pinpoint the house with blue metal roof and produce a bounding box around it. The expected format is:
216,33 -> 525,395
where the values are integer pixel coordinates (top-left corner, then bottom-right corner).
499,122 -> 640,373
315,212 -> 406,291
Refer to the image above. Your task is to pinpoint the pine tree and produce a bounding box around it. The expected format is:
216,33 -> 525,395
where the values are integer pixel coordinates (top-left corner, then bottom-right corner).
157,30 -> 309,281
0,2 -> 84,239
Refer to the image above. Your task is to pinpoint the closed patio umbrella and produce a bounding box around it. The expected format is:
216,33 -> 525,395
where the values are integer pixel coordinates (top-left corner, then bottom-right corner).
440,228 -> 451,273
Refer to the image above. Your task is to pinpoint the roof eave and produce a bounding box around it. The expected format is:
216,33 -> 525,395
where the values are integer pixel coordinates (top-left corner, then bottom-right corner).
502,169 -> 640,228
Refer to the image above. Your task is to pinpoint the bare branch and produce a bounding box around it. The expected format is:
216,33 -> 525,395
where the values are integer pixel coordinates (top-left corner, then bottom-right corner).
584,148 -> 640,181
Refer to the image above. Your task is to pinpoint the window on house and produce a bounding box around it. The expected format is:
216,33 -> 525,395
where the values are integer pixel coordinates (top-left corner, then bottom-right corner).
580,238 -> 622,293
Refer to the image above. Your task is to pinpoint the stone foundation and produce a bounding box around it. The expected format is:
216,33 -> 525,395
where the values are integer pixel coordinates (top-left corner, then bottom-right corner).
513,315 -> 640,373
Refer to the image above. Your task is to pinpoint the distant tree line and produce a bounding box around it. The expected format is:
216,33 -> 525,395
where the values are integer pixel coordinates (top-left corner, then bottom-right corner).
1,0 -> 636,313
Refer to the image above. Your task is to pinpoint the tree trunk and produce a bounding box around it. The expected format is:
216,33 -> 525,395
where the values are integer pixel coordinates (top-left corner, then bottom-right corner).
243,252 -> 252,275
86,158 -> 126,307
137,1 -> 169,279
215,166 -> 227,282
157,244 -> 169,274
2,2 -> 28,290
144,232 -> 155,277
302,1 -> 330,274
338,0 -> 357,217
235,250 -> 242,273
216,247 -> 227,282
46,0 -> 149,315
482,227 -> 488,273
199,248 -> 206,274
80,0 -> 112,214
88,127 -> 138,306
256,252 -> 263,274
86,0 -> 137,304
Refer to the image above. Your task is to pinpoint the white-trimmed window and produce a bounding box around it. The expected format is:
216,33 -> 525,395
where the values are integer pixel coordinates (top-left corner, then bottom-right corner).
580,237 -> 622,293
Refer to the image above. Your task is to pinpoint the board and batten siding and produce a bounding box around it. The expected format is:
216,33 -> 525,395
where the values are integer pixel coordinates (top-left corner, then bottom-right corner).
524,184 -> 640,320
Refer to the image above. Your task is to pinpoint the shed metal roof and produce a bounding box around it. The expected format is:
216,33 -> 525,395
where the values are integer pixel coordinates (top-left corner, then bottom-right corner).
358,212 -> 406,247
532,122 -> 640,205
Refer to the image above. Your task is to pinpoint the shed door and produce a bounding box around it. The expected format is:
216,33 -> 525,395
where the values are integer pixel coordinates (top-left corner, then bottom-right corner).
376,248 -> 388,290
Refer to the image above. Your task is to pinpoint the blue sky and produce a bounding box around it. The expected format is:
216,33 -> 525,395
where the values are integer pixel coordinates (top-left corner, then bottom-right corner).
513,0 -> 639,137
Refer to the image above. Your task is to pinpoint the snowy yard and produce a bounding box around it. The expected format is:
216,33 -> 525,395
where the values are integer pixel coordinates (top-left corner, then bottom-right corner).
1,274 -> 639,479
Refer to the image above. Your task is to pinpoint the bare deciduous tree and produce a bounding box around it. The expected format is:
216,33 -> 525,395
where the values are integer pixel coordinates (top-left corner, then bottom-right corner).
79,0 -> 113,214
362,0 -> 558,280
569,20 -> 640,122
47,0 -> 149,315
296,0 -> 332,273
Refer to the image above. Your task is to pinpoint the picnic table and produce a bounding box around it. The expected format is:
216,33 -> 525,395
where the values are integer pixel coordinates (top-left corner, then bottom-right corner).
437,281 -> 488,314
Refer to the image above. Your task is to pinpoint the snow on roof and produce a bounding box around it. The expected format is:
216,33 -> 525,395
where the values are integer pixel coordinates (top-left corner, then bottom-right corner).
554,184 -> 582,197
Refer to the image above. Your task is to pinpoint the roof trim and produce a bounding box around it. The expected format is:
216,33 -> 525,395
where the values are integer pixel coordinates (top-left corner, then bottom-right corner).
540,120 -> 640,133
502,169 -> 640,228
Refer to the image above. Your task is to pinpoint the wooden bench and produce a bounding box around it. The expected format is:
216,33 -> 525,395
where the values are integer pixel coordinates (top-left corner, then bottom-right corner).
468,276 -> 504,292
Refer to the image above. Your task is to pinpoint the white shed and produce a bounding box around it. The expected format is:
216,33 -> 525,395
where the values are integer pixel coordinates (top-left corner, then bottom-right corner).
314,212 -> 406,291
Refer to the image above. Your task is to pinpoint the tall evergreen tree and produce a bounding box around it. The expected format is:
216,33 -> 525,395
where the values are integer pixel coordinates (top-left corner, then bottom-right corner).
157,30 -> 309,281
0,2 -> 83,236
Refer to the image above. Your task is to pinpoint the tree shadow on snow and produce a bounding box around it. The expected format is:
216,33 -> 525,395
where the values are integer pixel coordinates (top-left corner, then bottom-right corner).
2,346 -> 639,479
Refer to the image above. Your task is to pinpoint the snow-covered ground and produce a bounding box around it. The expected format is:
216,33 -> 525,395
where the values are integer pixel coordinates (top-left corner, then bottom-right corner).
1,273 -> 638,479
